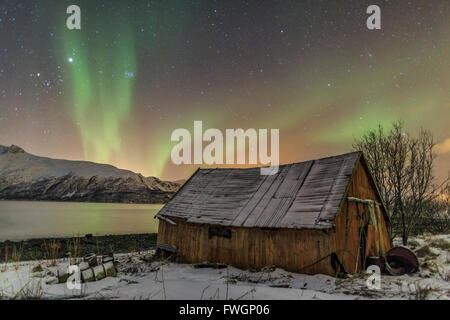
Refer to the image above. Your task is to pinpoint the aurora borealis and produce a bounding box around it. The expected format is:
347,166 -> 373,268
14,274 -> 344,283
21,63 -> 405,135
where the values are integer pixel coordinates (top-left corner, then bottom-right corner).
62,5 -> 136,165
0,0 -> 449,181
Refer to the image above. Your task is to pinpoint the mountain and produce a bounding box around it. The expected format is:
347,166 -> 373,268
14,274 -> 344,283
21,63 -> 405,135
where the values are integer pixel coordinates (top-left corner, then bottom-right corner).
0,145 -> 181,204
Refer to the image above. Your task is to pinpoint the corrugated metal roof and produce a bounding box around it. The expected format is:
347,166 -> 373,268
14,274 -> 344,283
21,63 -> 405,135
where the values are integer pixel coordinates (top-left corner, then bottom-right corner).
157,151 -> 361,229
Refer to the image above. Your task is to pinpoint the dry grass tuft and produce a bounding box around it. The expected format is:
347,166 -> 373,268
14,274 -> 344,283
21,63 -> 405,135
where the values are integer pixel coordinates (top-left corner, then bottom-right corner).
41,239 -> 60,266
12,244 -> 23,270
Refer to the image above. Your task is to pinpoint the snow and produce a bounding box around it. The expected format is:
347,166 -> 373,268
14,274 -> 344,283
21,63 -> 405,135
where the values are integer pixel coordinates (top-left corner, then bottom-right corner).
1,234 -> 448,300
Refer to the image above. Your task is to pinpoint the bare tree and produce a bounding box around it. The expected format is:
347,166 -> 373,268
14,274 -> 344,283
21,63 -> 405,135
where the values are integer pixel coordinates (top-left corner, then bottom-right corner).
354,121 -> 448,245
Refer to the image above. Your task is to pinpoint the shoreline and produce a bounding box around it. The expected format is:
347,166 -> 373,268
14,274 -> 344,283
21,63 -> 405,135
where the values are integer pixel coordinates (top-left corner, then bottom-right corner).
0,233 -> 158,263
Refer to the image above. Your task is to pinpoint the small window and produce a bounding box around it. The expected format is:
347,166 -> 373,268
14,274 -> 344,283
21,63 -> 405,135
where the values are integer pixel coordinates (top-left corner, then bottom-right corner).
208,226 -> 231,239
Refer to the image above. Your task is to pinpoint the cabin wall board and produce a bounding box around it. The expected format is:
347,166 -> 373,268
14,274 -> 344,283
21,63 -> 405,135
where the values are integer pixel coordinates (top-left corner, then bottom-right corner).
158,218 -> 335,275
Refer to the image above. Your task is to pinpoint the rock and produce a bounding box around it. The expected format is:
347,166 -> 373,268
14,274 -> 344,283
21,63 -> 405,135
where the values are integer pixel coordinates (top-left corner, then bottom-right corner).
32,264 -> 44,273
0,145 -> 25,154
0,144 -> 182,203
8,145 -> 25,154
46,276 -> 58,285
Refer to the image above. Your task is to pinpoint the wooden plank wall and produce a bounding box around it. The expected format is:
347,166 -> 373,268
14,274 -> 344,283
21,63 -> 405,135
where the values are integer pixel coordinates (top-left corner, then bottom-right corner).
331,159 -> 392,273
158,218 -> 335,275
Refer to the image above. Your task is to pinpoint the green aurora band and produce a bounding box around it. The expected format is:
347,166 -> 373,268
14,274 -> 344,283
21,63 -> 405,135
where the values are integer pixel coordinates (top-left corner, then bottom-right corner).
62,14 -> 136,164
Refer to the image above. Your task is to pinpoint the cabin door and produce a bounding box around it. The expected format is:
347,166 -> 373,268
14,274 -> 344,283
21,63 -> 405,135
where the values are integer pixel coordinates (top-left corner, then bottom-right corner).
356,202 -> 370,272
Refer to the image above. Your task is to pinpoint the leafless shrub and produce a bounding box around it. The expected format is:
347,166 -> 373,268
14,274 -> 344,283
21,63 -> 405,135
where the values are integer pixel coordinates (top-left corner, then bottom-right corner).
410,281 -> 438,300
12,280 -> 44,300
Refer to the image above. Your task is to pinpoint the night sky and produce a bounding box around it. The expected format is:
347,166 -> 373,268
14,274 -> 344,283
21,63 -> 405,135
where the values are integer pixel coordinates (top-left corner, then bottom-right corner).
0,0 -> 449,181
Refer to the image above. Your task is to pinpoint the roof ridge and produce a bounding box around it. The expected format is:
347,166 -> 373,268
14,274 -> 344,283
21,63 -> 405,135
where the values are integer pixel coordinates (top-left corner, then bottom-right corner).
195,151 -> 362,171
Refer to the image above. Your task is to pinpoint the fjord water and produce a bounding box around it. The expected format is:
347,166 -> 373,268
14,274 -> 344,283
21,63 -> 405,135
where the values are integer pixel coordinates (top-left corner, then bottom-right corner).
0,201 -> 163,241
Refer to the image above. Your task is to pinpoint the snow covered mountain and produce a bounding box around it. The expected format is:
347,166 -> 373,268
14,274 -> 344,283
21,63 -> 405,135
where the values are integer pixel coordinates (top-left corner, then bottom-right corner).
0,145 -> 180,203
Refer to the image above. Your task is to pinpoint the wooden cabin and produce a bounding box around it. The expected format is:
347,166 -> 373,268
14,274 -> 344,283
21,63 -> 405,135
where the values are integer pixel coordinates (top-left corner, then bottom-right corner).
156,152 -> 391,276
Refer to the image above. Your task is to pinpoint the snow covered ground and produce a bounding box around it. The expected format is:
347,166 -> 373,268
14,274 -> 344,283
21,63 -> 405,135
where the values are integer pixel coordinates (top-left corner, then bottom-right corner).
0,234 -> 448,300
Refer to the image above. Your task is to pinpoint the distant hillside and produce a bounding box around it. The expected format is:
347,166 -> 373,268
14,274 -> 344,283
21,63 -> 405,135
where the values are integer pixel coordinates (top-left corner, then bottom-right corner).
0,145 -> 181,204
